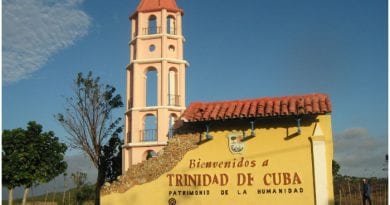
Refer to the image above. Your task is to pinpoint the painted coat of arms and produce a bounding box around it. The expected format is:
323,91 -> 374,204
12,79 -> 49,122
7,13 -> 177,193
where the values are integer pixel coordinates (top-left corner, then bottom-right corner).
227,132 -> 245,154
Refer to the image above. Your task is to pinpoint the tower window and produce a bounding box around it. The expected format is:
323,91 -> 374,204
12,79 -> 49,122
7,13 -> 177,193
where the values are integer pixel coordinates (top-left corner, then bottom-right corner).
145,150 -> 157,160
167,15 -> 176,34
147,15 -> 159,34
142,114 -> 157,142
149,44 -> 156,52
168,68 -> 179,106
168,45 -> 175,52
168,113 -> 178,138
146,68 -> 157,106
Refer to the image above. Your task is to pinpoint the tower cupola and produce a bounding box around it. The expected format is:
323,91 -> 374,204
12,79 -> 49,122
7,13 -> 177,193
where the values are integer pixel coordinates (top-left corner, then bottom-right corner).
132,0 -> 183,18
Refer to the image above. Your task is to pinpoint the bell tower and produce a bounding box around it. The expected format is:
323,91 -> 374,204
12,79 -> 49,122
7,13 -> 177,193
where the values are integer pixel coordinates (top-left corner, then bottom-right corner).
122,0 -> 188,172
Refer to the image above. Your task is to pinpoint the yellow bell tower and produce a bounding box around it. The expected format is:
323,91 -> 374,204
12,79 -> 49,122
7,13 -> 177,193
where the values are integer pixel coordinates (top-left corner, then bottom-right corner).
122,0 -> 188,172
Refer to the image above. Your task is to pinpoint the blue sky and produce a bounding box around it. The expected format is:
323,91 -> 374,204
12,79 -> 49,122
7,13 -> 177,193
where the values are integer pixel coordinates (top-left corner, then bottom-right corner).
2,0 -> 388,197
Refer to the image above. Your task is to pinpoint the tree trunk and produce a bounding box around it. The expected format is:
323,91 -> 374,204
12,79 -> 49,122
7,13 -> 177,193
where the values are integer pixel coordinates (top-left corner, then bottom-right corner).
8,188 -> 13,205
44,190 -> 49,204
62,190 -> 67,204
22,187 -> 30,205
385,183 -> 389,204
52,178 -> 57,202
339,188 -> 341,205
95,166 -> 105,205
95,183 -> 100,205
347,180 -> 351,205
52,191 -> 56,203
63,175 -> 67,204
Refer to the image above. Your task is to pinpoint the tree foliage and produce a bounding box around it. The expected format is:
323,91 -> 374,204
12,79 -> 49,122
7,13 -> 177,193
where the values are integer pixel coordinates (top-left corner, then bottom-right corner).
56,72 -> 123,205
2,121 -> 68,204
71,172 -> 88,189
71,172 -> 95,205
2,128 -> 29,189
101,133 -> 123,182
332,160 -> 341,177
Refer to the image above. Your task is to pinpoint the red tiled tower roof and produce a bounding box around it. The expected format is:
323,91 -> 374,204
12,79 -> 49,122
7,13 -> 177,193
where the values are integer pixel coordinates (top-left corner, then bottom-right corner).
132,0 -> 183,17
180,93 -> 332,122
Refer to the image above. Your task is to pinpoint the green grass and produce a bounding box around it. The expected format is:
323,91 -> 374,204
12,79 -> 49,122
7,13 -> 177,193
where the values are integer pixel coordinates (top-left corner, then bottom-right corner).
2,186 -> 94,205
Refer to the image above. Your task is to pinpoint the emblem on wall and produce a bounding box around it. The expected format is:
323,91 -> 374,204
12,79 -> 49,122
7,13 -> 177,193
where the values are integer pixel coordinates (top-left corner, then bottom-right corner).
168,198 -> 176,205
227,132 -> 245,154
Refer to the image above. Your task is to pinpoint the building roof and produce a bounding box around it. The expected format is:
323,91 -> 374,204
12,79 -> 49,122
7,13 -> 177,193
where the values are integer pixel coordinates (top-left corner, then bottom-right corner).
132,0 -> 183,18
180,93 -> 332,122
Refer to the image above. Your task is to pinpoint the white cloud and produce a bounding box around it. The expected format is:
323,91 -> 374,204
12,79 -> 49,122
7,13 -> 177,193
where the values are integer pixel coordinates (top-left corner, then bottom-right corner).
334,128 -> 388,177
3,0 -> 91,83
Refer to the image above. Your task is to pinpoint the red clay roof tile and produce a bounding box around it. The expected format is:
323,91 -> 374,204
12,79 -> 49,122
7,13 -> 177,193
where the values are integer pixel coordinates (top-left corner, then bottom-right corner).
225,101 -> 236,118
265,100 -> 273,116
241,101 -> 250,117
217,103 -> 229,119
180,93 -> 332,122
210,104 -> 221,120
273,99 -> 281,116
289,98 -> 297,115
304,96 -> 313,114
248,101 -> 257,117
281,97 -> 289,115
233,102 -> 244,118
257,100 -> 265,116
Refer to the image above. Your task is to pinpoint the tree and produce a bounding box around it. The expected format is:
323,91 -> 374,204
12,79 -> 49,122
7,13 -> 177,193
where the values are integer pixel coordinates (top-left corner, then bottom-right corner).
71,171 -> 88,189
332,160 -> 341,177
62,173 -> 68,205
2,128 -> 28,205
101,132 -> 123,182
383,154 -> 388,171
56,72 -> 123,205
2,121 -> 68,205
71,171 -> 94,205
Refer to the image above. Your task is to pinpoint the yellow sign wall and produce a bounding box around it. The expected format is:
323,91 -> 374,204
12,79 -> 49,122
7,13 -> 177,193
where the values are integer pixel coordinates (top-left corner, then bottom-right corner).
102,115 -> 334,205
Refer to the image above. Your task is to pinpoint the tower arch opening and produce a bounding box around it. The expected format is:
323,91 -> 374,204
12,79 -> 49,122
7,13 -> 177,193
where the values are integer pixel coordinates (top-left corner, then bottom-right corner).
148,15 -> 158,34
168,67 -> 179,106
142,114 -> 157,142
168,113 -> 178,138
146,67 -> 158,106
167,15 -> 176,34
143,149 -> 157,160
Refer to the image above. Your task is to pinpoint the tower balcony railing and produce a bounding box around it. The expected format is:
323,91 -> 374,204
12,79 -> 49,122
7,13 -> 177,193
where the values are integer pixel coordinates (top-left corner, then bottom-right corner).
140,129 -> 157,142
168,94 -> 180,106
138,27 -> 176,36
167,28 -> 177,35
142,26 -> 162,35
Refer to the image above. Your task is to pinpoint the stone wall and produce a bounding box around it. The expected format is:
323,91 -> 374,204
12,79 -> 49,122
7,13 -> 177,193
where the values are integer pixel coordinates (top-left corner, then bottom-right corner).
101,133 -> 200,195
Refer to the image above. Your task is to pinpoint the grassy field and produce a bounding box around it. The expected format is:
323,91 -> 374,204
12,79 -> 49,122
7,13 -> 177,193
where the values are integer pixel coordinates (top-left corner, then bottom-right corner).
334,176 -> 388,205
335,192 -> 387,205
2,187 -> 93,205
